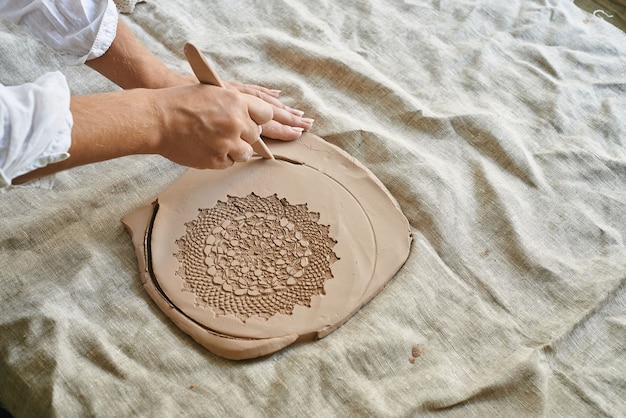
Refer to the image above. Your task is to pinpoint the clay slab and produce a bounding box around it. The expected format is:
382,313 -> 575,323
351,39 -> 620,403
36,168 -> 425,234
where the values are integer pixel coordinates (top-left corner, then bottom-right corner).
122,133 -> 412,360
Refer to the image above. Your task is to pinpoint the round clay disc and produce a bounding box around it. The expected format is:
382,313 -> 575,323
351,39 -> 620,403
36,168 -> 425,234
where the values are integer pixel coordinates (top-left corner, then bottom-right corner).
149,158 -> 376,339
122,133 -> 412,359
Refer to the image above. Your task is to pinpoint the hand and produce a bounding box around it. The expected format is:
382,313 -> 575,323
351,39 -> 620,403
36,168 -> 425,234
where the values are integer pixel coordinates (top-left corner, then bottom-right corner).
154,83 -> 273,169
224,81 -> 314,141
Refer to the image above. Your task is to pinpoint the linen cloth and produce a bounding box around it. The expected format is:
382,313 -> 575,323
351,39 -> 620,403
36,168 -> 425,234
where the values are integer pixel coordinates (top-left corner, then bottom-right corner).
1,0 -> 625,416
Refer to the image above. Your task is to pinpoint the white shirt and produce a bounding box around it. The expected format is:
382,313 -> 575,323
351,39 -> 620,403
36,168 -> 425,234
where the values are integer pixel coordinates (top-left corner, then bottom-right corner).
0,0 -> 118,190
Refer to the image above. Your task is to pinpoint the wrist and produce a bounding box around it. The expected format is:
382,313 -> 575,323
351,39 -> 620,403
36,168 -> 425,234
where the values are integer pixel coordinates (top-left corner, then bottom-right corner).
148,87 -> 178,157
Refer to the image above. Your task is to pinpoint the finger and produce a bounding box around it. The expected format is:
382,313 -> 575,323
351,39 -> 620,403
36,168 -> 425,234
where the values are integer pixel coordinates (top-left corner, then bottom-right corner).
237,84 -> 284,106
240,122 -> 264,146
271,106 -> 314,131
260,119 -> 305,141
226,80 -> 282,98
228,81 -> 305,116
213,157 -> 236,169
192,152 -> 234,170
228,140 -> 254,163
243,95 -> 273,126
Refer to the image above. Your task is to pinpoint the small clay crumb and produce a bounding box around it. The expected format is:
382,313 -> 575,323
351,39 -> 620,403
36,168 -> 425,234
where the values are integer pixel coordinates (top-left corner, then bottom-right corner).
189,384 -> 197,390
411,344 -> 422,358
409,344 -> 422,363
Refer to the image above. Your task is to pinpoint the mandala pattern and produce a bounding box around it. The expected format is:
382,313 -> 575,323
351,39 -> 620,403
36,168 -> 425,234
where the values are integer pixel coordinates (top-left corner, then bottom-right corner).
174,193 -> 339,321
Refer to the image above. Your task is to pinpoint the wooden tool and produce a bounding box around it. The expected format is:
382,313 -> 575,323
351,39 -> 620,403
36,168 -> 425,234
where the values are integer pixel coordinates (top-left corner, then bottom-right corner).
184,42 -> 274,160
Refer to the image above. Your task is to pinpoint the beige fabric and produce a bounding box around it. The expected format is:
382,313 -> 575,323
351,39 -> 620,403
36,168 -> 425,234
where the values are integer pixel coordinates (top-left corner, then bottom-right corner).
1,0 -> 625,416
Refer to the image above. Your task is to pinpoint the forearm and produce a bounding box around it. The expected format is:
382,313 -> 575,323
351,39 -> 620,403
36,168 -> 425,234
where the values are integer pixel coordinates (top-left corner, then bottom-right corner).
86,19 -> 189,89
13,89 -> 160,184
67,90 -> 161,162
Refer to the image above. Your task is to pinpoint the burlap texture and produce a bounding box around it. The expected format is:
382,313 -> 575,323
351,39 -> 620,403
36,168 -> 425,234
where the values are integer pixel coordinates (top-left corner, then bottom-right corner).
1,1 -> 625,416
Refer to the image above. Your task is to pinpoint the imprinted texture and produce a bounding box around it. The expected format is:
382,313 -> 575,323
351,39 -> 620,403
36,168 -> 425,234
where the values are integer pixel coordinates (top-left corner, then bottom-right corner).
175,193 -> 339,321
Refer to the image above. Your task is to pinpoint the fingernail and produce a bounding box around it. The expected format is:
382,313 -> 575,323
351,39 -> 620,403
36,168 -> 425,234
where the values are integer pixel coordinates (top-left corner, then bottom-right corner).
290,108 -> 305,117
291,126 -> 304,133
269,89 -> 281,96
301,118 -> 315,124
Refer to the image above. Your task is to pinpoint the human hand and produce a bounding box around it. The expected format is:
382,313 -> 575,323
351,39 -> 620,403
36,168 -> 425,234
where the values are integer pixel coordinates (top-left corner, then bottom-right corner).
224,81 -> 314,141
153,77 -> 314,141
154,83 -> 273,169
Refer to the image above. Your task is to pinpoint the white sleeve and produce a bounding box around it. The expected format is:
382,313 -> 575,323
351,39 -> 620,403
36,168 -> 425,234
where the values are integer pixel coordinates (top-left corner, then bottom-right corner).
0,0 -> 118,65
0,72 -> 73,191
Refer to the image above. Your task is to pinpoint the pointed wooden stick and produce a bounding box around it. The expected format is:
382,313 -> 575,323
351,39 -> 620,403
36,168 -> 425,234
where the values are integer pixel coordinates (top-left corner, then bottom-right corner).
184,42 -> 274,160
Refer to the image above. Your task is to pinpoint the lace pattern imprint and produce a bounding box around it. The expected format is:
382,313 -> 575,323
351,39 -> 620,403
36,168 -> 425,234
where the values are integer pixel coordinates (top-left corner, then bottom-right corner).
175,193 -> 339,321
